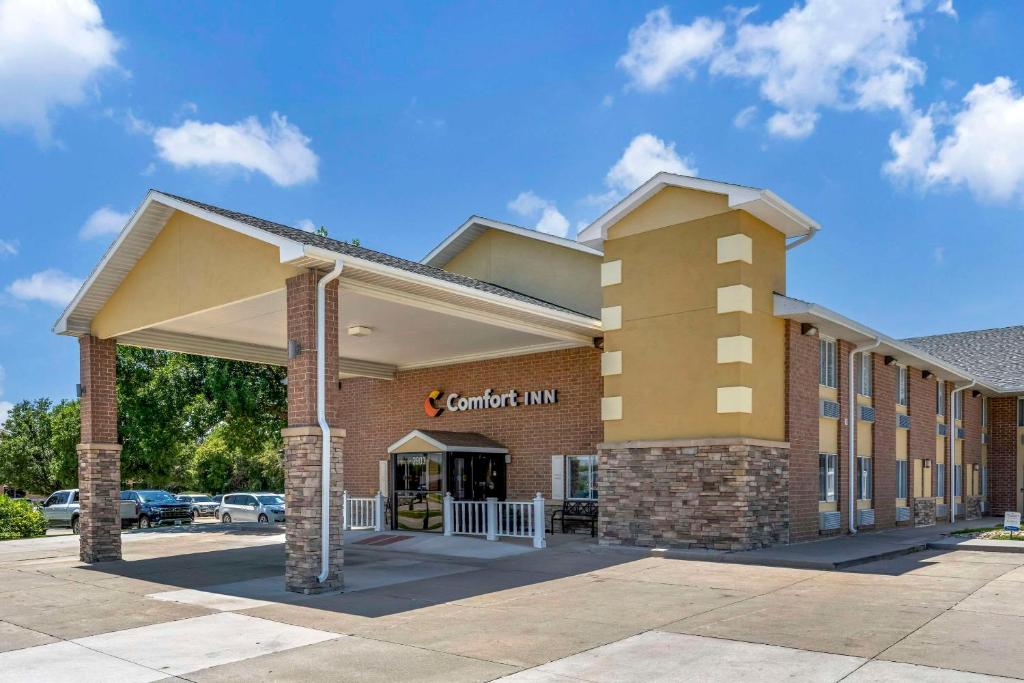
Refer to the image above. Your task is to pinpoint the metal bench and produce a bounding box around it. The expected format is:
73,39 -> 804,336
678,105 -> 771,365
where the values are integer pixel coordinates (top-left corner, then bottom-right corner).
550,500 -> 597,536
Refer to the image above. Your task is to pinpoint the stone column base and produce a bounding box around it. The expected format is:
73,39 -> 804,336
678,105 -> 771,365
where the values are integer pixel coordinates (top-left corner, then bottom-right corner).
965,495 -> 983,520
914,497 -> 936,527
598,438 -> 790,551
77,443 -> 123,563
283,426 -> 345,594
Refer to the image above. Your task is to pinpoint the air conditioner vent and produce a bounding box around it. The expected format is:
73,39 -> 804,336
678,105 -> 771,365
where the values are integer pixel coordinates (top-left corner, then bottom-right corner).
897,414 -> 911,429
956,427 -> 965,439
857,508 -> 875,526
859,406 -> 876,423
896,506 -> 911,522
820,399 -> 840,419
819,511 -> 841,530
937,424 -> 947,437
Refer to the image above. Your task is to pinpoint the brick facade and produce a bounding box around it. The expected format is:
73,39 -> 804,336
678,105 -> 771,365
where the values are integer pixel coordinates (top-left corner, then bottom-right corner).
77,335 -> 121,563
784,321 -> 819,542
963,390 -> 983,520
908,366 -> 936,526
283,271 -> 344,593
597,440 -> 789,550
837,340 -> 853,532
872,353 -> 897,529
337,346 -> 602,500
989,397 -> 1017,515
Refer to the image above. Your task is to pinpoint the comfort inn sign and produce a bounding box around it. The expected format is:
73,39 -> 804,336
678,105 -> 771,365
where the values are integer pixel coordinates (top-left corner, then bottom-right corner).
424,388 -> 558,417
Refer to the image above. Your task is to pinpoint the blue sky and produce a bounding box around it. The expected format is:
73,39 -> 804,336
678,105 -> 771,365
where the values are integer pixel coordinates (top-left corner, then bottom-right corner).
1,0 -> 1023,418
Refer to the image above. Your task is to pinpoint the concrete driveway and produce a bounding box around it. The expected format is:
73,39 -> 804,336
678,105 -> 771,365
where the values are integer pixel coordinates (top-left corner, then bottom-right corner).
1,526 -> 1023,681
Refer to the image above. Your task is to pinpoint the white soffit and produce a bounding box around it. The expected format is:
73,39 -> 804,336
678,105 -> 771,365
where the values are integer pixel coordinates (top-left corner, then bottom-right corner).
773,293 -> 999,394
577,173 -> 819,247
421,215 -> 603,269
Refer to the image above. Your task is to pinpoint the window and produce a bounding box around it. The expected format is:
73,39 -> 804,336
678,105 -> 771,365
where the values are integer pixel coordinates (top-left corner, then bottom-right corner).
819,338 -> 837,388
896,460 -> 908,499
43,491 -> 68,507
1018,398 -> 1024,427
936,463 -> 945,497
818,454 -> 837,502
982,397 -> 988,427
953,464 -> 962,497
860,353 -> 873,397
953,392 -> 963,420
566,455 -> 598,500
71,491 -> 79,503
857,457 -> 872,500
896,366 -> 908,406
937,380 -> 945,416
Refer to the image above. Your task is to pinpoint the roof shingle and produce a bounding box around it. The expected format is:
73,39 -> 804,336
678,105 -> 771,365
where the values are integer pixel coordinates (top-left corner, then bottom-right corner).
903,325 -> 1024,391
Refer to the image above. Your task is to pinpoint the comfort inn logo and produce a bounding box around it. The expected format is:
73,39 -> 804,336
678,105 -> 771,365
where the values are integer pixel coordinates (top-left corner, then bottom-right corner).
423,387 -> 558,417
423,389 -> 445,417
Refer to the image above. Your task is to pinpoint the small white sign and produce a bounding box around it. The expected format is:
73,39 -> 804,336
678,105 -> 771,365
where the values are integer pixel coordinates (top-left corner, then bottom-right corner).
1004,511 -> 1021,532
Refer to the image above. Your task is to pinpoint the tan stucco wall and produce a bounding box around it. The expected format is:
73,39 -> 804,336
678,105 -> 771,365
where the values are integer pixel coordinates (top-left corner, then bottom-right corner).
390,435 -> 442,454
602,199 -> 787,442
443,229 -> 602,317
607,187 -> 730,240
91,212 -> 303,339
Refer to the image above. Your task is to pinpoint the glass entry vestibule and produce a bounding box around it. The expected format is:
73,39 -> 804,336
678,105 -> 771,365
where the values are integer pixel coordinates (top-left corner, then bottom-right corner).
387,430 -> 509,532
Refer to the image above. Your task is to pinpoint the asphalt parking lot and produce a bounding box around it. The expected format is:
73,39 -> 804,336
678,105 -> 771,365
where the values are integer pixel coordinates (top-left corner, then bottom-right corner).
2,526 -> 1024,681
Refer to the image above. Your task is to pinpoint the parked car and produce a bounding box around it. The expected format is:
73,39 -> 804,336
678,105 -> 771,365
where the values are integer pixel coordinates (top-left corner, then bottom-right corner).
40,489 -> 83,533
176,493 -> 219,520
120,490 -> 192,528
219,492 -> 285,524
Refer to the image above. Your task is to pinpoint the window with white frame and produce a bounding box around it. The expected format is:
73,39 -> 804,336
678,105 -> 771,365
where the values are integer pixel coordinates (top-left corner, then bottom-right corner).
818,453 -> 837,502
857,456 -> 872,500
982,466 -> 988,496
937,380 -> 945,416
896,366 -> 908,406
896,460 -> 908,499
982,396 -> 988,427
936,462 -> 945,496
819,338 -> 837,388
566,455 -> 597,500
860,353 -> 873,397
953,463 -> 962,497
953,392 -> 963,420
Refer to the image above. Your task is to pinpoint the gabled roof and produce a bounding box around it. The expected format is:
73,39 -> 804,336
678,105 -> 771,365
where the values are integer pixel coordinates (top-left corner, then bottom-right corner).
387,430 -> 508,454
577,172 -> 819,247
422,216 -> 603,269
54,190 -> 601,337
903,326 -> 1024,393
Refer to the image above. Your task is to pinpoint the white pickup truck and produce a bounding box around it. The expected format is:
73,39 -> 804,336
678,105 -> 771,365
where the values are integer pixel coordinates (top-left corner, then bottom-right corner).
40,488 -> 191,533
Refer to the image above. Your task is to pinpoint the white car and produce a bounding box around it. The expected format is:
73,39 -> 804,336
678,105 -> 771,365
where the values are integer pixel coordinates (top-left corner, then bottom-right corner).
218,492 -> 285,524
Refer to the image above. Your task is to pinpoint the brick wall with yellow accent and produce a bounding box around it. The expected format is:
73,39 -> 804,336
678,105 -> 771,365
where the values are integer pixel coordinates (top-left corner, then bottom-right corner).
600,186 -> 787,442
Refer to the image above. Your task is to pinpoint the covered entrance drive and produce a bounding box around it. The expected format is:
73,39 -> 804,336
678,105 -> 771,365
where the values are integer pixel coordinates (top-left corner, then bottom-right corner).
388,430 -> 508,532
54,190 -> 600,593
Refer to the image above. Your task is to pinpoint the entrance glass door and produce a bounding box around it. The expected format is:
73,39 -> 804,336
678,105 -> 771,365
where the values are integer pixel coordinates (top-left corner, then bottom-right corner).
393,452 -> 443,531
447,453 -> 507,501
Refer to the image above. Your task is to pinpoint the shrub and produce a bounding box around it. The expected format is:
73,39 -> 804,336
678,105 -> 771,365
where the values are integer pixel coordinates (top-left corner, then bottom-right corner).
0,496 -> 48,540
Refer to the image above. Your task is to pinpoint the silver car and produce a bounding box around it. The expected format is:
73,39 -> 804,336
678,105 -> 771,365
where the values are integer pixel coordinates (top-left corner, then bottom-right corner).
176,494 -> 219,520
218,492 -> 285,524
41,489 -> 80,533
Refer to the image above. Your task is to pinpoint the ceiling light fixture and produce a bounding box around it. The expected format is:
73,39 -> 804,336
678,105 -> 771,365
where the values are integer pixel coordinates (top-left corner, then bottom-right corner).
347,325 -> 373,337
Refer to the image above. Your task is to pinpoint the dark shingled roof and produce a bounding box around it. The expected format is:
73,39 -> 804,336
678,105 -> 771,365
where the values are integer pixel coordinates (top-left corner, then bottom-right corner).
903,325 -> 1024,391
416,430 -> 508,451
158,191 -> 594,319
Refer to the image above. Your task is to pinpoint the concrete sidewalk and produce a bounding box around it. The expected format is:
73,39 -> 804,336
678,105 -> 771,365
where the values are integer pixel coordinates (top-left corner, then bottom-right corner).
654,517 -> 1007,570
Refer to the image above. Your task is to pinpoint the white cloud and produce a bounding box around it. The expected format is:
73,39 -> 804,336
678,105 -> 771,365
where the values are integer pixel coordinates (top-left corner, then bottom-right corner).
710,0 -> 925,139
295,219 -> 316,232
6,269 -> 82,306
79,205 -> 130,240
733,105 -> 758,129
885,77 -> 1024,202
0,0 -> 120,138
936,0 -> 957,19
0,238 -> 17,256
507,191 -> 570,238
606,133 -> 697,194
618,7 -> 725,90
153,112 -> 319,186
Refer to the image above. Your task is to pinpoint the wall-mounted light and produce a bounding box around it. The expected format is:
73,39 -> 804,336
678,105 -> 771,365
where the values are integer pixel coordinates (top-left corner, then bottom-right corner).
924,460 -> 931,468
884,355 -> 897,366
593,336 -> 605,350
347,325 -> 373,337
288,339 -> 301,359
801,323 -> 819,337
76,383 -> 86,398
971,390 -> 981,399
922,370 -> 935,380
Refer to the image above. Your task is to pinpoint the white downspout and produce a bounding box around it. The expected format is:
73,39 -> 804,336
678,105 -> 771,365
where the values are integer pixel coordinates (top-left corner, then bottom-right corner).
317,259 -> 344,585
949,380 -> 976,526
786,225 -> 819,251
849,338 -> 881,534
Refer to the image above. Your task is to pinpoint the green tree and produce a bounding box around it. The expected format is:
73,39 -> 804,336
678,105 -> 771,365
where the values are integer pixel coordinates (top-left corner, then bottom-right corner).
189,424 -> 283,494
0,399 -> 79,493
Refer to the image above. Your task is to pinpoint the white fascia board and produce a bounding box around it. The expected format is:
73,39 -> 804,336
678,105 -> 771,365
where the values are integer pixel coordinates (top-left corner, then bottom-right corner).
301,244 -> 602,334
577,172 -> 818,245
422,215 -> 603,268
774,294 -> 998,393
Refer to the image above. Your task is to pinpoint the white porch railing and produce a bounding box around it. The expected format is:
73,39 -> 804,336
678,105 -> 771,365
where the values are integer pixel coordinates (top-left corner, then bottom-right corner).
443,493 -> 547,549
342,491 -> 385,531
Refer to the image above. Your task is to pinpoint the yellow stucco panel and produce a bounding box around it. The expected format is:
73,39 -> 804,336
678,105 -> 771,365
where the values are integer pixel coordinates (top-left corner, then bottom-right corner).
91,211 -> 303,339
443,228 -> 602,317
819,417 -> 838,454
896,428 -> 908,459
606,186 -> 730,240
391,436 -> 443,454
857,421 -> 873,456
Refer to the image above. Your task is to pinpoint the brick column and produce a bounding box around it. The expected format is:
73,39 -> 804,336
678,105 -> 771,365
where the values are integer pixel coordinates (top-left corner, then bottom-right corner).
837,340 -> 853,532
873,354 -> 896,529
283,271 -> 344,593
963,391 -> 983,519
909,366 -> 936,526
989,397 -> 1016,515
77,335 -> 122,563
784,320 -> 819,542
